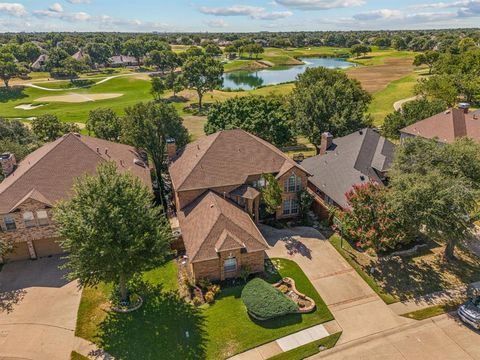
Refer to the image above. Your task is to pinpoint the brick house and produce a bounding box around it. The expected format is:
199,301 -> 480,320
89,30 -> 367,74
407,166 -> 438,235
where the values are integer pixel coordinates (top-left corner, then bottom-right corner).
168,129 -> 310,281
0,133 -> 151,262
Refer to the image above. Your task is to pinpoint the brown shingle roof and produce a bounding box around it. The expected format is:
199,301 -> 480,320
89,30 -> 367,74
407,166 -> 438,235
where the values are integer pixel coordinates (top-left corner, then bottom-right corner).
177,191 -> 269,263
0,133 -> 151,214
169,129 -> 308,192
400,108 -> 480,143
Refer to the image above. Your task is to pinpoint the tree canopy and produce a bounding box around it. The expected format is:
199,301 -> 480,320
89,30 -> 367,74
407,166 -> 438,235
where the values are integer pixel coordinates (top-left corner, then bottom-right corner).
31,114 -> 80,142
86,108 -> 122,142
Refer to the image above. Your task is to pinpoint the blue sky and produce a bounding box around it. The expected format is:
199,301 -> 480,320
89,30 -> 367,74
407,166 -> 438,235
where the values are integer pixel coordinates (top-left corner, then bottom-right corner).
1,0 -> 480,32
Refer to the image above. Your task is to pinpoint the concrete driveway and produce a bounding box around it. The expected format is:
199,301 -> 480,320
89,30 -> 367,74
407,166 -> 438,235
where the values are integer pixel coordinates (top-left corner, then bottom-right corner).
261,225 -> 480,359
0,256 -> 81,360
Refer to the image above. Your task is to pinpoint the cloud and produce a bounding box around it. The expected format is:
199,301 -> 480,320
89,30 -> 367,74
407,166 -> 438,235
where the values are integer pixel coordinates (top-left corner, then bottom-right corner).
353,9 -> 404,21
34,4 -> 92,22
0,2 -> 27,16
352,8 -> 456,25
49,3 -> 63,12
205,18 -> 228,28
66,0 -> 91,3
274,0 -> 365,10
199,5 -> 292,20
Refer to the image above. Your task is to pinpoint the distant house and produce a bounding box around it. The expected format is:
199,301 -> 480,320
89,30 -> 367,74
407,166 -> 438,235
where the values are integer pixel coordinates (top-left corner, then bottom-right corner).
301,129 -> 396,216
108,55 -> 139,67
71,49 -> 88,62
400,105 -> 480,144
0,133 -> 151,262
31,54 -> 48,71
169,129 -> 310,281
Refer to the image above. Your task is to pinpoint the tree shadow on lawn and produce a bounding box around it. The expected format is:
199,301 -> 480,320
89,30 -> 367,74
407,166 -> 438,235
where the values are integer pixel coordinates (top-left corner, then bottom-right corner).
0,87 -> 28,102
97,283 -> 207,360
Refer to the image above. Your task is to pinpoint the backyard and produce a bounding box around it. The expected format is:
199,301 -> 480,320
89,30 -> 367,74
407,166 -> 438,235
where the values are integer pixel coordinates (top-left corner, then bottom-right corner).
75,258 -> 333,360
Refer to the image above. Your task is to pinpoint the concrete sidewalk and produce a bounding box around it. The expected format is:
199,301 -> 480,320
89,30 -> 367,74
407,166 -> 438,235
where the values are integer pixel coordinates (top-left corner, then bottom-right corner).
229,320 -> 341,360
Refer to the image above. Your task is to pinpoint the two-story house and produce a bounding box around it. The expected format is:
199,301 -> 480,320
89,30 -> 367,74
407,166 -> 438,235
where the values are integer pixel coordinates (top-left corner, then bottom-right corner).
168,129 -> 310,281
0,133 -> 151,262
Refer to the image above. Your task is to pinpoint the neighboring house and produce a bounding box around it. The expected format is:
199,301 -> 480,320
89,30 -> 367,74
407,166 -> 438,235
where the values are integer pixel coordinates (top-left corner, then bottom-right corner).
72,49 -> 87,62
31,54 -> 48,71
169,129 -> 310,281
0,133 -> 151,263
400,105 -> 480,144
301,129 -> 395,215
108,55 -> 139,67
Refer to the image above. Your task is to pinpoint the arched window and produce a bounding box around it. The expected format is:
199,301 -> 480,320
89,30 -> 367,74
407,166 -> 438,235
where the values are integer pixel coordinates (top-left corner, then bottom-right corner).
284,174 -> 302,193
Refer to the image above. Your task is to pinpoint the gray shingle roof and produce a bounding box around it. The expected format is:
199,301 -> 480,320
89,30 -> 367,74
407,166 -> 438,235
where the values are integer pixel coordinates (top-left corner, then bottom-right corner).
301,128 -> 395,209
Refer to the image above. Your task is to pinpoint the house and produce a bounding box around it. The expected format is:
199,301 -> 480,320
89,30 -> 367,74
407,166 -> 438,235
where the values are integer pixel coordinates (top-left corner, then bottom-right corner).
31,54 -> 48,71
301,129 -> 395,216
0,133 -> 151,262
72,49 -> 87,62
168,129 -> 310,281
400,105 -> 480,144
108,55 -> 139,67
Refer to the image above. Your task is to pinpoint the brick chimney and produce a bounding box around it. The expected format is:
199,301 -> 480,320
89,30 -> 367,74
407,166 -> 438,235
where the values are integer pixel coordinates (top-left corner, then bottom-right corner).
166,138 -> 177,160
459,102 -> 470,114
0,152 -> 16,177
320,132 -> 333,155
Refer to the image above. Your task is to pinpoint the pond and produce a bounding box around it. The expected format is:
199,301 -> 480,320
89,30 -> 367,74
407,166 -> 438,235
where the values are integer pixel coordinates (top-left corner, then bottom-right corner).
222,57 -> 356,91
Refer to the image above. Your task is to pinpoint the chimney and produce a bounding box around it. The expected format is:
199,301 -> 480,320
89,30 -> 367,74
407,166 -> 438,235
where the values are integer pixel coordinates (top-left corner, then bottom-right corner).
0,153 -> 16,177
459,102 -> 470,114
166,138 -> 177,160
320,132 -> 333,155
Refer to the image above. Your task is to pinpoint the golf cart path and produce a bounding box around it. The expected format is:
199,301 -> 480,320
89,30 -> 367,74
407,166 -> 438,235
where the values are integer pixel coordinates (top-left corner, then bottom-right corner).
393,95 -> 419,111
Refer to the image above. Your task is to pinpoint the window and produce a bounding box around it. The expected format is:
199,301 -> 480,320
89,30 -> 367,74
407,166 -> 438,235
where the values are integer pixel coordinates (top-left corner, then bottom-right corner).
291,199 -> 299,214
284,174 -> 301,193
224,257 -> 237,273
283,199 -> 291,215
36,210 -> 49,226
23,211 -> 36,228
4,215 -> 16,231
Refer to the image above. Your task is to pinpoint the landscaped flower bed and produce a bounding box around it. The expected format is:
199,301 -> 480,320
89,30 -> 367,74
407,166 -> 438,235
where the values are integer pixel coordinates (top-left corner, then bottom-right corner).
274,277 -> 316,313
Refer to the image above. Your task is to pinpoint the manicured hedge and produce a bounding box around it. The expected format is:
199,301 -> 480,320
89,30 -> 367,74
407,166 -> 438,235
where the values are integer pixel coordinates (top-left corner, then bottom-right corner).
241,278 -> 298,320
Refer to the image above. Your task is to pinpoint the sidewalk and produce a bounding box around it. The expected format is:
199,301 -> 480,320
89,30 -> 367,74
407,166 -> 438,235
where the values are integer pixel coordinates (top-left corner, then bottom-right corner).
73,336 -> 114,360
228,320 -> 341,360
389,281 -> 480,315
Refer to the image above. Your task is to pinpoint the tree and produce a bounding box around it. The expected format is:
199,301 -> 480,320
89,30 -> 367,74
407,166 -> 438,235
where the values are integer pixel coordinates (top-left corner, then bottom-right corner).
20,42 -> 41,63
205,95 -> 294,147
85,42 -> 112,66
150,77 -> 167,101
297,189 -> 313,224
415,74 -> 458,107
31,114 -> 79,142
204,43 -> 222,57
382,98 -> 446,139
86,108 -> 121,141
51,57 -> 88,81
389,137 -> 480,260
54,162 -> 172,303
121,102 -> 189,195
123,39 -> 146,65
289,67 -> 372,154
0,52 -> 24,88
413,51 -> 440,74
350,44 -> 371,58
224,45 -> 237,58
0,118 -> 36,144
262,173 -> 282,217
182,55 -> 223,110
146,50 -> 179,74
46,47 -> 69,70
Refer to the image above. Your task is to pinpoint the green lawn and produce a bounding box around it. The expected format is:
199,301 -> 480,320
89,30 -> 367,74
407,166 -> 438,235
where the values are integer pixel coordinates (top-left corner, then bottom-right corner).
267,332 -> 342,360
75,258 -> 333,360
401,299 -> 465,320
70,351 -> 89,360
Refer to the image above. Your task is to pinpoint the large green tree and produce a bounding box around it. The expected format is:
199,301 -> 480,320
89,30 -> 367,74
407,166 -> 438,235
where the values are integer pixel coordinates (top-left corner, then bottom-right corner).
182,55 -> 224,110
85,42 -> 112,66
289,67 -> 372,154
123,39 -> 146,65
86,108 -> 121,141
205,95 -> 294,147
54,162 -> 172,303
31,114 -> 80,142
0,52 -> 25,88
413,51 -> 440,74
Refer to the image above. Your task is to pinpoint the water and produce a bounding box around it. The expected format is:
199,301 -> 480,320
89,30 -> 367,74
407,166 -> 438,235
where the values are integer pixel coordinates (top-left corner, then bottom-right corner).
222,57 -> 356,91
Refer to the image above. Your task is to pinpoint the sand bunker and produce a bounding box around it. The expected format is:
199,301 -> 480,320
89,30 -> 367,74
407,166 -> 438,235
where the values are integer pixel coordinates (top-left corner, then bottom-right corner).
35,93 -> 123,103
15,103 -> 45,110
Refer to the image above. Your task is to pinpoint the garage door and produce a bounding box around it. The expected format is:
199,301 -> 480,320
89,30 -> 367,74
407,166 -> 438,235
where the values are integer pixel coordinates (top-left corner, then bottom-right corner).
34,238 -> 65,258
4,242 -> 31,262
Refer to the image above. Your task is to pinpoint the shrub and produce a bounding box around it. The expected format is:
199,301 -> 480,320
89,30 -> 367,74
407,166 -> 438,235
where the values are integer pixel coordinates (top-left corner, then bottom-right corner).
208,284 -> 221,296
192,296 -> 203,306
204,291 -> 215,303
241,278 -> 298,320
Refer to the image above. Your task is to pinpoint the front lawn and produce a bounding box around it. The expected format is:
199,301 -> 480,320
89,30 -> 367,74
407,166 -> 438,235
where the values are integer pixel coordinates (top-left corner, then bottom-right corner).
75,258 -> 333,360
330,235 -> 480,303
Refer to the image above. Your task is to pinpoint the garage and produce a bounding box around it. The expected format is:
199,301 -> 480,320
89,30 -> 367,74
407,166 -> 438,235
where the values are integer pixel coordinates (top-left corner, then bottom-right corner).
33,238 -> 65,258
4,242 -> 31,262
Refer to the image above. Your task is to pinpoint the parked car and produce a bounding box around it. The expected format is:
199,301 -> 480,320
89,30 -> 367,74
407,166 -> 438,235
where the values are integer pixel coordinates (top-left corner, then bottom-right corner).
458,296 -> 480,330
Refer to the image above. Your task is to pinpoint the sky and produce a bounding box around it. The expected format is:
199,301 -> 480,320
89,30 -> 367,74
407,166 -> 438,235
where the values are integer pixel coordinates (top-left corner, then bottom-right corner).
1,0 -> 480,33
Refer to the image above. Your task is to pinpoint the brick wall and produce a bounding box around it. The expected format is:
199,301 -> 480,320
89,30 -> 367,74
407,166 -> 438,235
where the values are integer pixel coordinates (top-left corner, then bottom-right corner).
276,168 -> 309,219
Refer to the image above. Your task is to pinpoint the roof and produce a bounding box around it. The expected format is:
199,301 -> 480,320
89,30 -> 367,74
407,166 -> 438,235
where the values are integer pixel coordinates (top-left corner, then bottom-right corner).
32,54 -> 48,68
177,191 -> 269,263
0,133 -> 151,214
169,129 -> 309,192
72,50 -> 87,61
400,108 -> 480,143
301,128 -> 396,209
109,55 -> 138,64
230,184 -> 261,200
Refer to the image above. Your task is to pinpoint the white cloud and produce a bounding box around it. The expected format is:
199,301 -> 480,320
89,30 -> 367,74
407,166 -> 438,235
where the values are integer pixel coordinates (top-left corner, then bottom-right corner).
256,11 -> 293,19
34,4 -> 91,22
49,3 -> 63,13
66,0 -> 91,3
0,2 -> 27,16
205,18 -> 228,28
353,9 -> 404,21
199,5 -> 292,20
274,0 -> 365,10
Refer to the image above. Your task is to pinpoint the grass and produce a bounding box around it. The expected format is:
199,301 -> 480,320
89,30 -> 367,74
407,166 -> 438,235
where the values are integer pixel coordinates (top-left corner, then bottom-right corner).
350,48 -> 416,66
75,258 -> 333,360
267,332 -> 342,360
401,299 -> 465,320
329,235 -> 399,304
70,351 -> 89,360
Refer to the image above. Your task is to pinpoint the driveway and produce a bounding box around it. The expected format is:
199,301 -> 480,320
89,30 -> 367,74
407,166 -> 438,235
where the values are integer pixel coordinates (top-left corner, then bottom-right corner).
0,256 -> 82,360
261,225 -> 480,359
